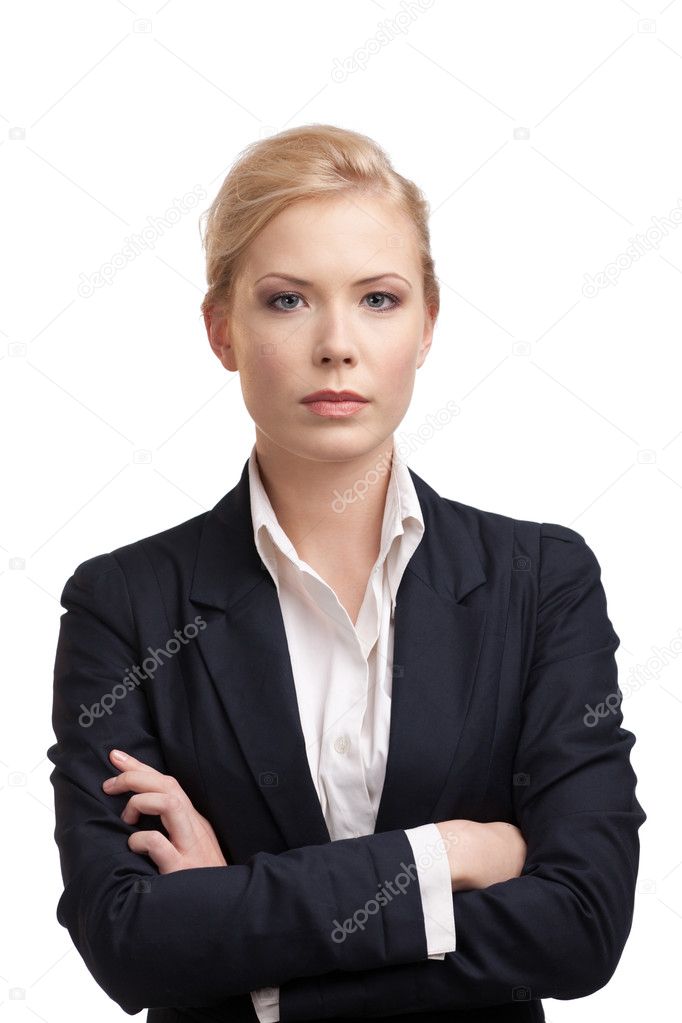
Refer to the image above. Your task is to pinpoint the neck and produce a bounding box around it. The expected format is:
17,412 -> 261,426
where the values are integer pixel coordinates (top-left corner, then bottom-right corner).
253,429 -> 396,565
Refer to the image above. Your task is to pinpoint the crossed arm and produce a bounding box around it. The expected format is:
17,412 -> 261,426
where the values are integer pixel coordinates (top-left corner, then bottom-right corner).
47,528 -> 646,1016
96,750 -> 526,1021
90,750 -> 632,1020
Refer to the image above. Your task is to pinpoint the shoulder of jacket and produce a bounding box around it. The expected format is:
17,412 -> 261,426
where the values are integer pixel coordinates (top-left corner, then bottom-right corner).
69,510 -> 209,579
441,495 -> 526,531
441,495 -> 545,537
539,521 -> 586,545
440,496 -> 589,555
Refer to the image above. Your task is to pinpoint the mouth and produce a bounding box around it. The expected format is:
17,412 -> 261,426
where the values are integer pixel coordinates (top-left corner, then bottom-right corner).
300,389 -> 369,419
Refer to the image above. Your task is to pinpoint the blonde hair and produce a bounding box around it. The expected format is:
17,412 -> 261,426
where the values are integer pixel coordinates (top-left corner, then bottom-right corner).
198,123 -> 439,322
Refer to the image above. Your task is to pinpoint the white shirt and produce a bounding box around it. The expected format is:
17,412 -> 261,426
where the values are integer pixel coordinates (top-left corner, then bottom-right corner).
246,442 -> 456,1022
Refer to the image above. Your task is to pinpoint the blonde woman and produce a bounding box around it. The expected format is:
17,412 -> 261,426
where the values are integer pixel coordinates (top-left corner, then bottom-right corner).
48,124 -> 645,1023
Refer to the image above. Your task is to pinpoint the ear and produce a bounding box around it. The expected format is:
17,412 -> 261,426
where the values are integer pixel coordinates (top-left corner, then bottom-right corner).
416,302 -> 437,369
204,305 -> 238,372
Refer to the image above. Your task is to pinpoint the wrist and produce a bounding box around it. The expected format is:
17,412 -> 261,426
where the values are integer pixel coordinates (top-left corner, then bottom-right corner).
435,819 -> 474,891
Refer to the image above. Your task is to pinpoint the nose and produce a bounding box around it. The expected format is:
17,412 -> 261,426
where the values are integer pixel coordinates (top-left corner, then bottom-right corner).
312,308 -> 359,366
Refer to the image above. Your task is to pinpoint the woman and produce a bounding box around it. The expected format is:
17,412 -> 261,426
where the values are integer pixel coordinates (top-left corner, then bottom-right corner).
48,124 -> 646,1023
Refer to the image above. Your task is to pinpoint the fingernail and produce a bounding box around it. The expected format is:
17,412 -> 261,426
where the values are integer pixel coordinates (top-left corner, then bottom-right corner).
112,749 -> 127,760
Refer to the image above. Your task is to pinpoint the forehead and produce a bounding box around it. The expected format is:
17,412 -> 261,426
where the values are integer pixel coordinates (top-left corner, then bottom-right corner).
243,194 -> 420,278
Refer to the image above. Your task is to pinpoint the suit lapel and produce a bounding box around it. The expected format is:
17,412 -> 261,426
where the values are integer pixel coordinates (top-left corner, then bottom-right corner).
190,458 -> 487,848
374,473 -> 488,833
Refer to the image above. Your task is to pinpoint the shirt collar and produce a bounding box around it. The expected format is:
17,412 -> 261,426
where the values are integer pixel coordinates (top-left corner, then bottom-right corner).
247,442 -> 424,610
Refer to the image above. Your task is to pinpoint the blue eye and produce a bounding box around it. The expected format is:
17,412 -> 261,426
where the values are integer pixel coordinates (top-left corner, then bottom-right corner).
268,293 -> 303,312
363,291 -> 400,313
267,291 -> 401,314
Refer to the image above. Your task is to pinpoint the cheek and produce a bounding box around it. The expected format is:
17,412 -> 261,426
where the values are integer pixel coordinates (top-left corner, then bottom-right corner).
239,350 -> 286,410
380,347 -> 418,395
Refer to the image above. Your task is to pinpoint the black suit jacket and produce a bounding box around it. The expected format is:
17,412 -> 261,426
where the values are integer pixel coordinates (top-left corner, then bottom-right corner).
47,457 -> 646,1023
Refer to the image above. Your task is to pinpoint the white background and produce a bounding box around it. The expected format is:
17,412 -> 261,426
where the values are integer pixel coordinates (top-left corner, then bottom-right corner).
1,0 -> 676,1020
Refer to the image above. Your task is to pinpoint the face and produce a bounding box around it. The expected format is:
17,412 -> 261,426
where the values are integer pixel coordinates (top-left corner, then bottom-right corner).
205,192 -> 436,467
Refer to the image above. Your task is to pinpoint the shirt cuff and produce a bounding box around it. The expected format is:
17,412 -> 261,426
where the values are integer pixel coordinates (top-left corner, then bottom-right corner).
404,823 -> 457,958
250,986 -> 280,1022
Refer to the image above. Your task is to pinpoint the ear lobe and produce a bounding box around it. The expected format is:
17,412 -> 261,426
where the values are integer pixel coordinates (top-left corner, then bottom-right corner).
203,304 -> 239,372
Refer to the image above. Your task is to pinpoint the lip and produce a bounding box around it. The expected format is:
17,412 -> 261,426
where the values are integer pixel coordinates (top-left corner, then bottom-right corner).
301,389 -> 368,403
300,389 -> 370,419
303,399 -> 368,418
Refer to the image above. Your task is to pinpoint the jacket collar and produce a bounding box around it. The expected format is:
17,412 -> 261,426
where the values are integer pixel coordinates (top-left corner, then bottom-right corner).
190,455 -> 486,611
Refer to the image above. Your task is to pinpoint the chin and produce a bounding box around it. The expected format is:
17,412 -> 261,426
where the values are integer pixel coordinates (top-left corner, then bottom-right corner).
307,434 -> 392,462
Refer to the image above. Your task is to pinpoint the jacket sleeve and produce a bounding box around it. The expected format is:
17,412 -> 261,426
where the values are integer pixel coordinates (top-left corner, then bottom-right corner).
248,822 -> 455,1023
276,524 -> 648,1019
47,553 -> 432,1016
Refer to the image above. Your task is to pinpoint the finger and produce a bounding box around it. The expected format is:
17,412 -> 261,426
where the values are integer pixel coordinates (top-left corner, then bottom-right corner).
128,829 -> 181,874
109,750 -> 156,771
121,792 -> 196,851
103,769 -> 174,795
121,791 -> 177,824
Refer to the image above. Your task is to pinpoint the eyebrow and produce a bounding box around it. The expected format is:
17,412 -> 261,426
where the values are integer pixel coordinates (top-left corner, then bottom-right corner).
254,271 -> 412,290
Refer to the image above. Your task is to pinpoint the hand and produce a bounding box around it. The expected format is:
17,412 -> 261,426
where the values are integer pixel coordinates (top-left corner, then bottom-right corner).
102,749 -> 228,874
435,819 -> 527,891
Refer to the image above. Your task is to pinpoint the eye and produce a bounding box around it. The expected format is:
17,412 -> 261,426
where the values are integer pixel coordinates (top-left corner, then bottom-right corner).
363,291 -> 400,313
266,290 -> 401,314
268,292 -> 303,312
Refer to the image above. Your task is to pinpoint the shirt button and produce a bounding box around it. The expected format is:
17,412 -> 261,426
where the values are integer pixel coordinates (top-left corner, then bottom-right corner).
333,735 -> 351,754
